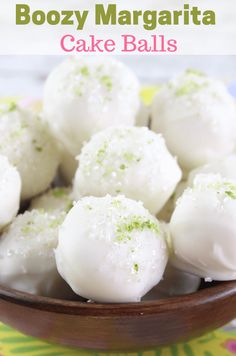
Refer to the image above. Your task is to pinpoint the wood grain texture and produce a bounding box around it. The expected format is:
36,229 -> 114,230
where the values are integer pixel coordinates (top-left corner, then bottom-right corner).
0,281 -> 236,351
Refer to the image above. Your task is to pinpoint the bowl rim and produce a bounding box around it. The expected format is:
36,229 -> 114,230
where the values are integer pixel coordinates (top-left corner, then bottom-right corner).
0,281 -> 236,316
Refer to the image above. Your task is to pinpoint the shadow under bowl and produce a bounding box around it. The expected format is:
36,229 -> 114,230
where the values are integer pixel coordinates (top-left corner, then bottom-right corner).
0,280 -> 236,352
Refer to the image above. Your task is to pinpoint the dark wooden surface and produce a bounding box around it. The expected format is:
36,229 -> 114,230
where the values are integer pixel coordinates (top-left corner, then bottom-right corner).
0,281 -> 236,351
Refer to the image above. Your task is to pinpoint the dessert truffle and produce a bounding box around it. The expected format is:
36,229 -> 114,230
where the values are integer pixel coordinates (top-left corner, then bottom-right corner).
43,57 -> 140,156
151,70 -> 236,171
0,155 -> 21,231
170,174 -> 236,280
0,103 -> 59,200
0,210 -> 72,298
73,126 -> 182,215
55,195 -> 168,303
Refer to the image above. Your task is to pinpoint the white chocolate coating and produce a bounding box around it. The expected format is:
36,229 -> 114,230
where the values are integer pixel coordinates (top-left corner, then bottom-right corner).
43,57 -> 140,156
0,104 -> 60,200
170,174 -> 236,280
0,210 -> 73,298
73,126 -> 182,215
188,154 -> 236,186
55,195 -> 168,303
151,70 -> 236,171
0,155 -> 21,231
30,187 -> 73,214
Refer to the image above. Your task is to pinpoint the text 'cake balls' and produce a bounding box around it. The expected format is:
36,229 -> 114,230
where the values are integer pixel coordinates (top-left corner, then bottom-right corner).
55,195 -> 168,303
0,155 -> 21,231
0,210 -> 73,298
43,57 -> 140,156
151,69 -> 236,171
170,174 -> 236,281
73,126 -> 182,215
0,103 -> 60,200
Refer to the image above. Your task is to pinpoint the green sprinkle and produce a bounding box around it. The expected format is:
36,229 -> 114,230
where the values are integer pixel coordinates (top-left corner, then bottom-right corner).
21,226 -> 32,234
133,263 -> 139,273
100,75 -> 113,91
21,122 -> 28,129
0,101 -> 17,115
120,164 -> 126,170
224,182 -> 236,199
175,80 -> 207,96
35,146 -> 43,152
111,199 -> 122,208
186,68 -> 206,77
49,215 -> 65,229
49,220 -> 61,229
21,221 -> 34,235
32,139 -> 43,152
123,152 -> 141,163
201,181 -> 236,200
80,66 -> 90,77
116,189 -> 121,193
52,188 -> 66,198
115,215 -> 160,243
96,142 -> 108,165
8,101 -> 17,112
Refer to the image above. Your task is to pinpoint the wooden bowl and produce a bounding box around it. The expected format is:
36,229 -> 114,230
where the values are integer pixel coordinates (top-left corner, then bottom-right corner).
0,281 -> 236,352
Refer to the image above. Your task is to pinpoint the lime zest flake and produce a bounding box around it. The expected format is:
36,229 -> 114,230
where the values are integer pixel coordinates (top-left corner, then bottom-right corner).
223,182 -> 236,200
123,152 -> 141,163
111,199 -> 122,208
96,142 -> 108,165
49,218 -> 63,229
52,188 -> 67,198
175,80 -> 208,96
199,180 -> 236,200
133,263 -> 139,273
32,139 -> 43,152
100,75 -> 113,91
120,164 -> 127,170
115,215 -> 160,243
0,101 -> 17,115
80,66 -> 90,77
186,68 -> 206,77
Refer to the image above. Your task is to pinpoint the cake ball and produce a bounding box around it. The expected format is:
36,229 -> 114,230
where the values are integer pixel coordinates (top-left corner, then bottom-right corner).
0,103 -> 60,200
188,154 -> 236,186
0,155 -> 21,231
55,195 -> 168,303
43,57 -> 140,156
30,187 -> 73,214
73,126 -> 182,215
170,174 -> 236,280
151,69 -> 236,171
0,210 -> 74,298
